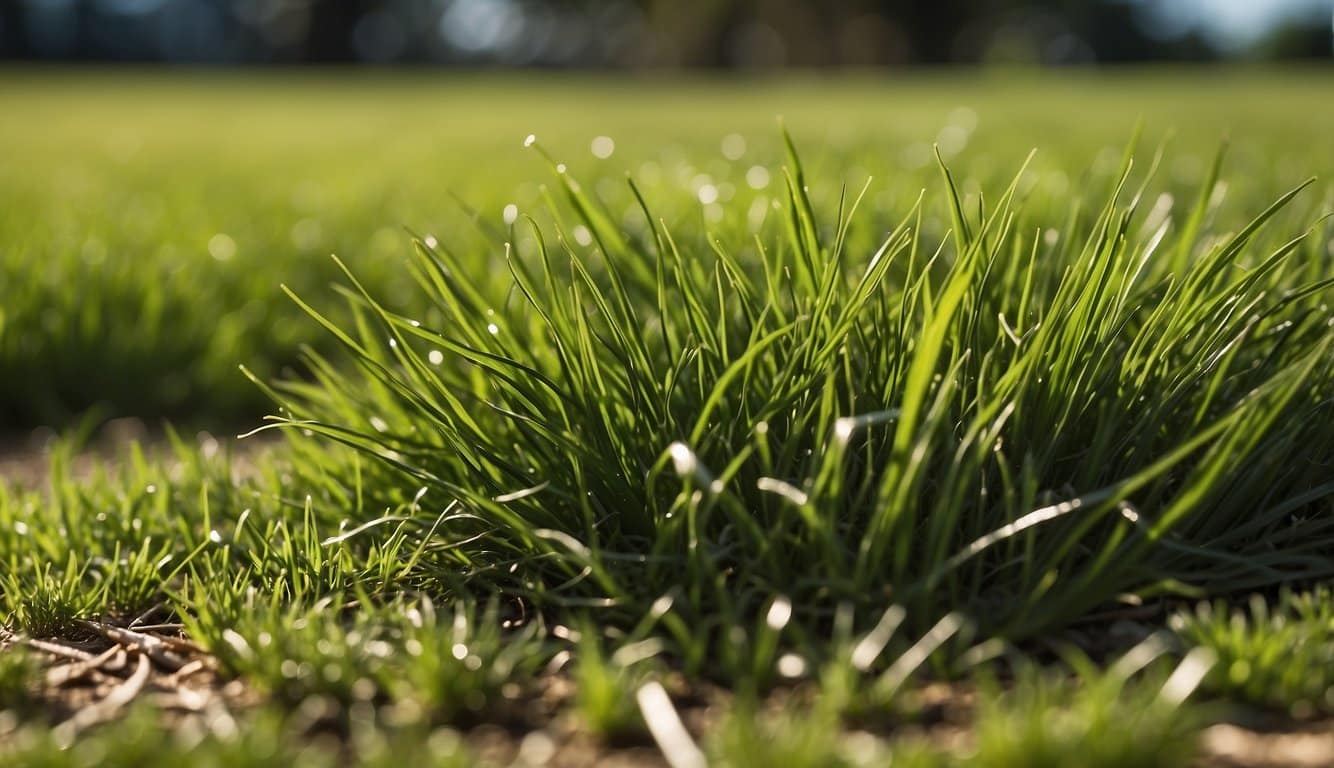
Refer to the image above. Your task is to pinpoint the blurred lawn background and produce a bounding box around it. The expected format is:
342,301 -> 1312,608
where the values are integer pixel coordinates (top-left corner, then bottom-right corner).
3,68 -> 1332,429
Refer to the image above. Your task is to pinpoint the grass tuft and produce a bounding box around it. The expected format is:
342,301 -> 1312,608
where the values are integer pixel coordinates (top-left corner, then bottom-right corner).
1173,587 -> 1334,717
259,133 -> 1333,676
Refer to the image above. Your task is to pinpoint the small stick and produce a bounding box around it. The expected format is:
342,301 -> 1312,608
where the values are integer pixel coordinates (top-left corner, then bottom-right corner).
54,653 -> 151,743
44,646 -> 121,687
25,637 -> 96,662
78,620 -> 187,671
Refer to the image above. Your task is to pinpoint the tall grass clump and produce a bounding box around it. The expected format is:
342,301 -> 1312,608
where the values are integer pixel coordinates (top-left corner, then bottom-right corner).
256,133 -> 1333,666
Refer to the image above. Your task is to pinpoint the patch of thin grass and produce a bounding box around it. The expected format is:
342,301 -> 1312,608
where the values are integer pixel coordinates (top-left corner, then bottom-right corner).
259,133 -> 1333,679
1172,587 -> 1334,717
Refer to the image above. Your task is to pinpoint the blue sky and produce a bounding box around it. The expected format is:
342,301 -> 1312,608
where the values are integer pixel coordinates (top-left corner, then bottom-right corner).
1133,0 -> 1334,49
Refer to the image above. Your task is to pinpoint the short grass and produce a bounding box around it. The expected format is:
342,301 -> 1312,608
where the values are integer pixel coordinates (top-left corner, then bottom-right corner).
1173,587 -> 1334,718
1,69 -> 1332,764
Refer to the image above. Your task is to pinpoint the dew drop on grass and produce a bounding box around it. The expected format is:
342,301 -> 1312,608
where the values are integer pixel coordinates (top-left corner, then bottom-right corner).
947,106 -> 979,133
937,124 -> 969,157
638,161 -> 661,185
590,135 -> 615,159
766,596 -> 792,630
902,142 -> 932,169
721,133 -> 746,160
519,732 -> 557,767
503,204 -> 518,225
556,163 -> 567,174
428,349 -> 444,365
424,235 -> 438,248
452,643 -> 468,660
747,198 -> 769,231
523,134 -> 536,147
290,217 -> 321,250
572,225 -> 593,246
777,653 -> 807,678
487,323 -> 500,335
208,233 -> 236,262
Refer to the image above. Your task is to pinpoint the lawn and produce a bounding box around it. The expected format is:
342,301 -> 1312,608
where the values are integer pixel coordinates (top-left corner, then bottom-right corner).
1,68 -> 1332,765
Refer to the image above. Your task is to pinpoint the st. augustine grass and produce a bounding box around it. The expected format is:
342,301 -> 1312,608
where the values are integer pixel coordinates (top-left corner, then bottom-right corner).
1,70 -> 1333,764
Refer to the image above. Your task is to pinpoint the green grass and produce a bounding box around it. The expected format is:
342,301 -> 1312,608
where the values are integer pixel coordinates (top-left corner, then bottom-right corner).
0,702 -> 475,767
260,125 -> 1332,654
3,68 -> 1333,427
1172,587 -> 1334,717
0,643 -> 35,714
1,69 -> 1333,763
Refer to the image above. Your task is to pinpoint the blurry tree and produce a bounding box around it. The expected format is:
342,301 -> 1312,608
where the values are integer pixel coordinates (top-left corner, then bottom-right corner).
1253,18 -> 1334,59
304,0 -> 369,62
0,0 -> 1323,65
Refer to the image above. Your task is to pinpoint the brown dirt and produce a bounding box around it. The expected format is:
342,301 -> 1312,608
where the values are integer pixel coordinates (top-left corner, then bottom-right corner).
1198,721 -> 1334,767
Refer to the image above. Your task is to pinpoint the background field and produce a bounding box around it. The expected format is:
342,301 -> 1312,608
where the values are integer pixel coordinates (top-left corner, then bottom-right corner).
4,69 -> 1332,427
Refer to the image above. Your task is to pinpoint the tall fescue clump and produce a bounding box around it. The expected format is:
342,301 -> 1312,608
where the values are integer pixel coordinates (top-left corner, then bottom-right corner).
256,133 -> 1333,656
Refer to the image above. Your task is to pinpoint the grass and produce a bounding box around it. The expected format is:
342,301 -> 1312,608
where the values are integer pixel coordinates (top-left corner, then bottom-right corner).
1172,587 -> 1334,717
261,125 -> 1332,654
960,648 -> 1209,768
1,68 -> 1332,763
0,702 -> 475,767
3,68 -> 1333,427
0,644 -> 35,714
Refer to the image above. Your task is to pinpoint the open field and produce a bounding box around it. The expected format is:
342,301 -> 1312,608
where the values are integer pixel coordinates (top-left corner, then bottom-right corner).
2,69 -> 1333,765
4,68 -> 1332,426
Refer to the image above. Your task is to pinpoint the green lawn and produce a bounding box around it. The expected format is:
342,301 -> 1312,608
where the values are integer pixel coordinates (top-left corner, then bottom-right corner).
1,69 -> 1332,765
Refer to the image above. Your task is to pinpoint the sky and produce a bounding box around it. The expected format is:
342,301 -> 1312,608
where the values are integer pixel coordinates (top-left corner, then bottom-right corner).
1135,0 -> 1334,49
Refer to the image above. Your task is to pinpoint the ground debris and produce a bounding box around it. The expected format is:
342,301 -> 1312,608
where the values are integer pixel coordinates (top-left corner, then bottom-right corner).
5,612 -> 257,745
